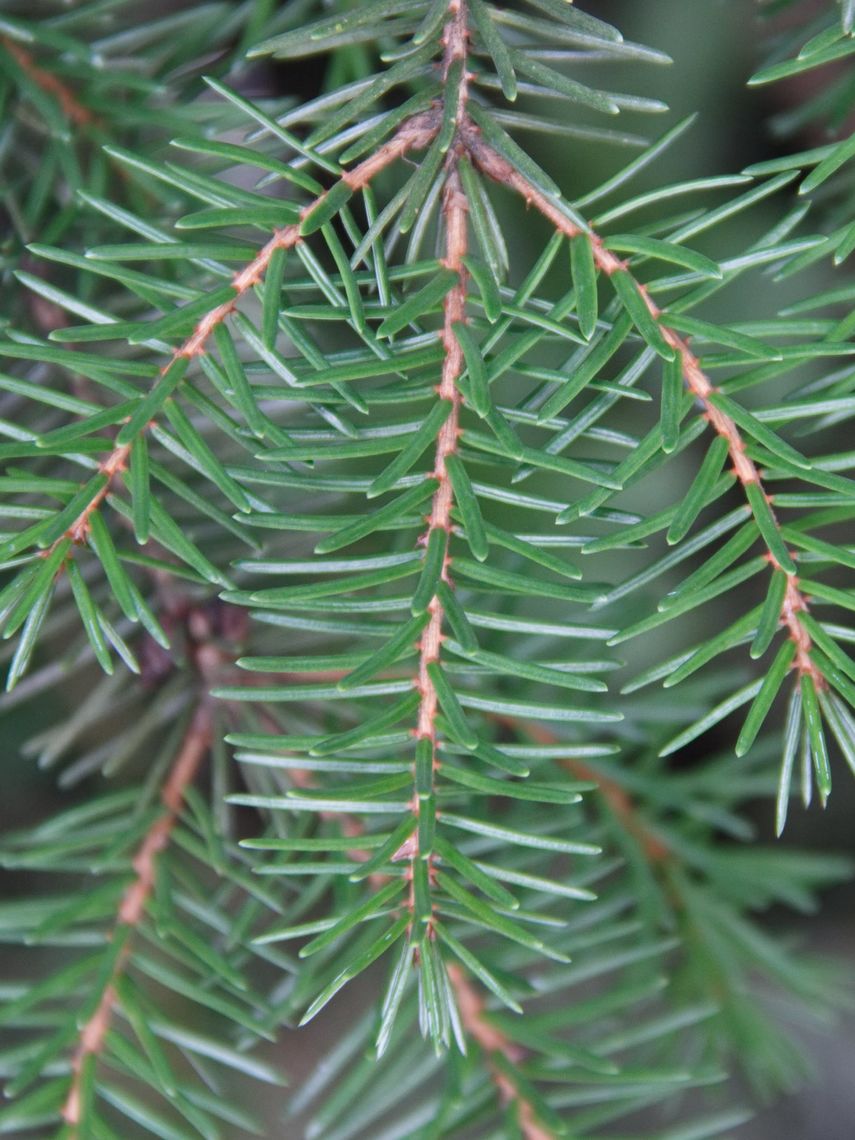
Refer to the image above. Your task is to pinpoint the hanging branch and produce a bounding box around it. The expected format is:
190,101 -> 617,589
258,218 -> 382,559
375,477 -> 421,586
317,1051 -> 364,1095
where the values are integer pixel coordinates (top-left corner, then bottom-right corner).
60,702 -> 213,1131
55,587 -> 254,1132
464,130 -> 823,690
45,110 -> 441,561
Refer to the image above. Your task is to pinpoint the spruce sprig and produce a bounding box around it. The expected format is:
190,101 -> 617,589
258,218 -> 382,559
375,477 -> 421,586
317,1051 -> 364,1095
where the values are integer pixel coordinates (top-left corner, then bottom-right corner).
0,2 -> 854,1137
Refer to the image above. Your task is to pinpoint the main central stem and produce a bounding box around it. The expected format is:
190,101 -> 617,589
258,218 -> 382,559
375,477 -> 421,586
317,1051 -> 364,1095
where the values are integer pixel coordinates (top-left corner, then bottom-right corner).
415,166 -> 468,743
410,164 -> 469,935
409,0 -> 471,937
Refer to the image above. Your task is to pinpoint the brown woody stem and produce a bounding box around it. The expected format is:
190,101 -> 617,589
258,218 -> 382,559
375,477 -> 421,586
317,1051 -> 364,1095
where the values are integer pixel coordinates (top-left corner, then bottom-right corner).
448,965 -> 556,1140
466,132 -> 820,686
46,111 -> 439,562
407,0 -> 471,937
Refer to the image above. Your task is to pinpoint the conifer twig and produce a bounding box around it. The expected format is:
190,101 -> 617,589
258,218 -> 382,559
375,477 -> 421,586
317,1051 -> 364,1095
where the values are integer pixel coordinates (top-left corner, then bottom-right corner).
465,132 -> 822,687
3,1 -> 852,1133
448,965 -> 555,1140
44,109 -> 440,560
60,594 -> 248,1130
61,701 -> 214,1131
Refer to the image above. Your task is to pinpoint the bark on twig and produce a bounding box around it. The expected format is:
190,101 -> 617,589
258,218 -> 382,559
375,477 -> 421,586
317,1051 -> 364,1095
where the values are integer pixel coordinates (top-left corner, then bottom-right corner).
466,131 -> 821,687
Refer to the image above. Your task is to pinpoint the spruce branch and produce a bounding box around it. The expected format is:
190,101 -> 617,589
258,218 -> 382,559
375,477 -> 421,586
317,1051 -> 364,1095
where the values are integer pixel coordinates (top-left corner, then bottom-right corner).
3,1 -> 855,1133
0,582 -> 292,1136
39,109 -> 440,579
52,579 -> 260,1133
61,701 -> 214,1132
466,132 -> 824,696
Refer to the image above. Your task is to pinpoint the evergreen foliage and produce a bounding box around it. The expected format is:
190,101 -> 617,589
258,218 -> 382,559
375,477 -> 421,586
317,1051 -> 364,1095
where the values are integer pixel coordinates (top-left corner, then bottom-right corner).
1,1 -> 854,1136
